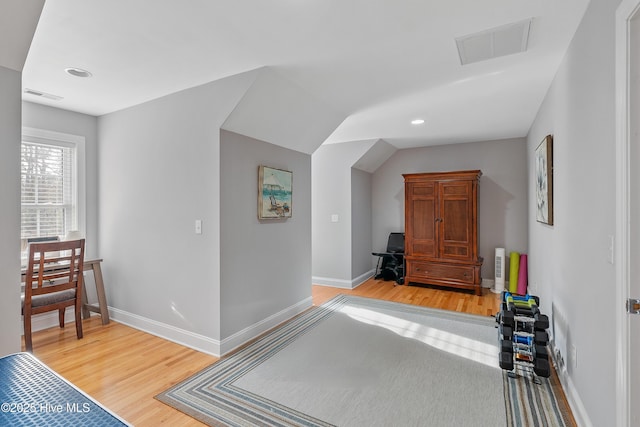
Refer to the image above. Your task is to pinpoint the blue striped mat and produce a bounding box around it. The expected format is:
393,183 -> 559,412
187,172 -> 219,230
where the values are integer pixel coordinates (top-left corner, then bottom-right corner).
0,352 -> 129,426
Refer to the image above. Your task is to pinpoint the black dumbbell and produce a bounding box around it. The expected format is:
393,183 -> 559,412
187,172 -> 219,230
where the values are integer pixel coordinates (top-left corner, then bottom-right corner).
534,313 -> 549,330
534,357 -> 551,377
512,305 -> 536,317
534,330 -> 549,346
533,344 -> 548,360
501,309 -> 515,328
500,324 -> 513,341
495,302 -> 508,324
499,351 -> 514,371
501,338 -> 514,354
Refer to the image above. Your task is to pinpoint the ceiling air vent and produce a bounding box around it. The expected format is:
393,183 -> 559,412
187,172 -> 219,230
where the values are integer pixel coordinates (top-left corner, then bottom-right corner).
456,18 -> 532,66
23,88 -> 63,101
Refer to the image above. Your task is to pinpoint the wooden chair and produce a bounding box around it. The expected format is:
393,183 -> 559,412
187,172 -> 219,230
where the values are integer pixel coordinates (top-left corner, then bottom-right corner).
21,239 -> 85,352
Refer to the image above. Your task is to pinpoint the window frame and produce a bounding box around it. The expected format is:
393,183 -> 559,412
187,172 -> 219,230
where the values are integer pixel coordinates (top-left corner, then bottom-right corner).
21,127 -> 86,246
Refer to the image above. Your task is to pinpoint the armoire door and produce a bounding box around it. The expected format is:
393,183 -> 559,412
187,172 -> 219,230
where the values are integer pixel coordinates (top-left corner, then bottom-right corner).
405,180 -> 437,258
439,180 -> 473,261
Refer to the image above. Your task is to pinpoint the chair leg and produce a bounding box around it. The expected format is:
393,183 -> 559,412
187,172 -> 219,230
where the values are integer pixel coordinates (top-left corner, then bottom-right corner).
75,305 -> 83,340
24,315 -> 33,353
59,308 -> 65,328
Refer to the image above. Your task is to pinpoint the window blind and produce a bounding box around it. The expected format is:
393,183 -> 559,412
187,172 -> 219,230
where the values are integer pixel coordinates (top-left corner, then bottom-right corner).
20,141 -> 76,239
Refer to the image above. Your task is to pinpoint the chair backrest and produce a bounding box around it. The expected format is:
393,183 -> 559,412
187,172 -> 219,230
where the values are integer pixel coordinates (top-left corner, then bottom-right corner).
386,233 -> 405,253
24,239 -> 85,300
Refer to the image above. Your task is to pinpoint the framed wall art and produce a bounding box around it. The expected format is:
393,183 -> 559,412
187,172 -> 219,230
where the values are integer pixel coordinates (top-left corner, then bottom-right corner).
258,165 -> 292,219
535,135 -> 553,225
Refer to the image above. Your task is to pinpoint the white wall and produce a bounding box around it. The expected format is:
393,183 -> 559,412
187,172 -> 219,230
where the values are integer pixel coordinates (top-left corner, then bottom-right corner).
372,138 -> 528,282
219,130 -> 312,349
98,65 -> 340,355
98,73 -> 255,353
312,145 -> 353,282
527,0 -> 620,424
222,67 -> 345,155
351,168 -> 373,281
0,66 -> 23,355
312,141 -> 378,287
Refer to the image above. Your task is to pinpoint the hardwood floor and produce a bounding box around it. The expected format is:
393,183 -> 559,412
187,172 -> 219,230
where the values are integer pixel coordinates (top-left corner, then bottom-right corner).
28,316 -> 216,426
313,278 -> 501,315
22,279 -> 546,426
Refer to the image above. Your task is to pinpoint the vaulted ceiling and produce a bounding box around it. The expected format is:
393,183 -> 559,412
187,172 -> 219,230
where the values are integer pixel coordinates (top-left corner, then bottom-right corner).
10,0 -> 589,149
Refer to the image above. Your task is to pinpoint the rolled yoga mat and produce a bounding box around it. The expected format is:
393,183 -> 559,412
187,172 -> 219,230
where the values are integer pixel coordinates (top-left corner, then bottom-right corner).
517,254 -> 528,295
509,251 -> 520,293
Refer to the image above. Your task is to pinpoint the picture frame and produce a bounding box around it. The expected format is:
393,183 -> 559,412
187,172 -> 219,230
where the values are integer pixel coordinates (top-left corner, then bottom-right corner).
535,135 -> 553,225
258,165 -> 292,219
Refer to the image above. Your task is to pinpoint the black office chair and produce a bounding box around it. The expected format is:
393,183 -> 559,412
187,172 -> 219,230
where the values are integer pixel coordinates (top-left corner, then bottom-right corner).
372,232 -> 405,284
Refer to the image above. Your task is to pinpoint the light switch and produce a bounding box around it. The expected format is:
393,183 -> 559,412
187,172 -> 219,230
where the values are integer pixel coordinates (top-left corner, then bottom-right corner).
608,235 -> 614,264
195,219 -> 202,234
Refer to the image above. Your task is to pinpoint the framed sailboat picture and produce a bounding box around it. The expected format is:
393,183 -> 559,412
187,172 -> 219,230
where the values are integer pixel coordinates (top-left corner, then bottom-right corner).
258,165 -> 292,219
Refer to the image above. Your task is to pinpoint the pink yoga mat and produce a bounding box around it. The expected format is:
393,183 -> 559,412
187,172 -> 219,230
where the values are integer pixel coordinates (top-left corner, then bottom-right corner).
517,254 -> 528,295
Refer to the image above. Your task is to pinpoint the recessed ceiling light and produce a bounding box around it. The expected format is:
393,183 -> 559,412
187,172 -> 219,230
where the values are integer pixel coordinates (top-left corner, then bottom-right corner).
65,67 -> 93,78
411,119 -> 425,125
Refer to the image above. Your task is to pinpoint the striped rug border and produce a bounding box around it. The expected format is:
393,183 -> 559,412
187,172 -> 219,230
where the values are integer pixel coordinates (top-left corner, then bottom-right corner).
156,296 -> 348,427
503,364 -> 574,426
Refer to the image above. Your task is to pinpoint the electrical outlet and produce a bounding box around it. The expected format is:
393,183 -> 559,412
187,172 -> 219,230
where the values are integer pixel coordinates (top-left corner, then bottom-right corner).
554,348 -> 565,371
195,219 -> 202,234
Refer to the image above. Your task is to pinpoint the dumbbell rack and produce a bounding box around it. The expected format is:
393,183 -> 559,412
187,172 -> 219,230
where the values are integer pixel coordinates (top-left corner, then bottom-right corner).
497,292 -> 551,382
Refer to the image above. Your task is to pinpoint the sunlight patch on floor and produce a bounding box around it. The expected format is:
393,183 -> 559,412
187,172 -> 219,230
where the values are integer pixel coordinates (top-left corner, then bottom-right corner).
341,305 -> 499,369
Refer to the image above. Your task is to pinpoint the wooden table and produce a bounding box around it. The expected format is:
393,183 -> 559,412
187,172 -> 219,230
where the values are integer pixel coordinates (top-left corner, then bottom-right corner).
80,259 -> 110,325
22,258 -> 110,325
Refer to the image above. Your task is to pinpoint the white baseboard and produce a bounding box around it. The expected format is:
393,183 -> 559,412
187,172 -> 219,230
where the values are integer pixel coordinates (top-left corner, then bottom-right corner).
109,296 -> 313,358
352,270 -> 375,287
550,343 -> 593,427
109,307 -> 222,357
312,277 -> 352,289
220,297 -> 312,356
314,273 -> 490,291
312,270 -> 375,290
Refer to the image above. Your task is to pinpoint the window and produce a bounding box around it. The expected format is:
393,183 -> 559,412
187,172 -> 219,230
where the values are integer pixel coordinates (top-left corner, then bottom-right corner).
20,128 -> 85,259
21,142 -> 75,238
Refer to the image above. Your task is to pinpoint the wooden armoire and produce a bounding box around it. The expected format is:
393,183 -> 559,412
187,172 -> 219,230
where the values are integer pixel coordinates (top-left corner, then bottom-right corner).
403,170 -> 483,295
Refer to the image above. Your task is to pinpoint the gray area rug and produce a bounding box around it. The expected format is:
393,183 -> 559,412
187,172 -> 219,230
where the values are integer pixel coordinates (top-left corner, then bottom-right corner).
157,295 -> 571,426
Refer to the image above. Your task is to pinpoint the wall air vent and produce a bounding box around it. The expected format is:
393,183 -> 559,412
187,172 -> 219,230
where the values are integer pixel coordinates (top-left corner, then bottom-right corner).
23,88 -> 63,101
456,18 -> 532,65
